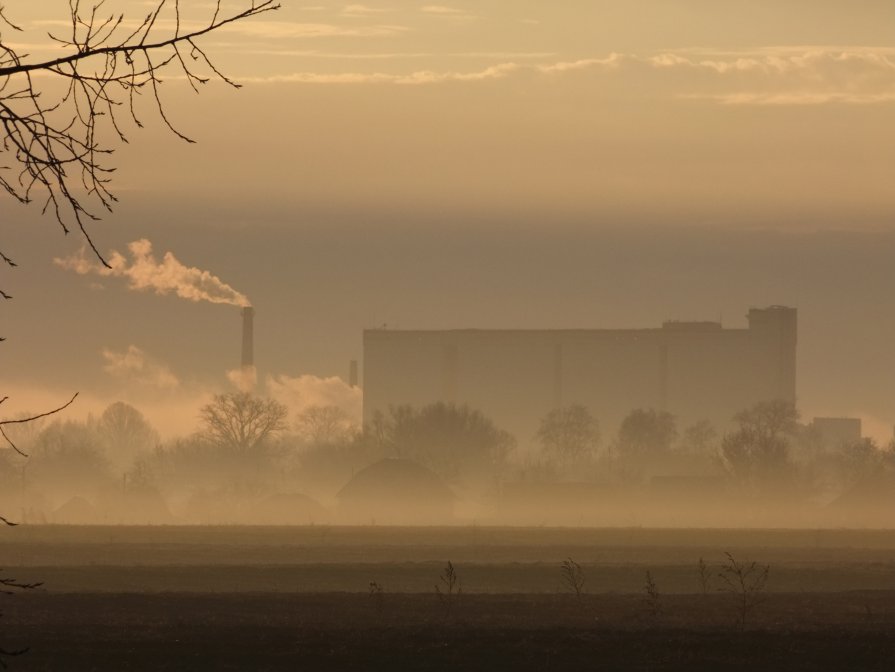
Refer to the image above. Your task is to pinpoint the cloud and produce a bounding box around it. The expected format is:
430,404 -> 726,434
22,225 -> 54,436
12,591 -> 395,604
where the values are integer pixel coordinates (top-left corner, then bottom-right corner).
102,345 -> 180,390
649,48 -> 895,105
266,374 -> 362,423
219,20 -> 409,39
421,5 -> 465,15
55,239 -> 251,308
237,48 -> 554,60
341,4 -> 393,17
420,5 -> 478,21
537,54 -> 624,74
243,62 -> 521,84
684,91 -> 895,106
240,47 -> 895,105
30,17 -> 410,40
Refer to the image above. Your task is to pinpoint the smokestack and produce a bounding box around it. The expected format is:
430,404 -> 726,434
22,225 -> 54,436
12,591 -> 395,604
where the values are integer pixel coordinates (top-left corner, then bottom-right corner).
241,306 -> 255,369
349,359 -> 358,388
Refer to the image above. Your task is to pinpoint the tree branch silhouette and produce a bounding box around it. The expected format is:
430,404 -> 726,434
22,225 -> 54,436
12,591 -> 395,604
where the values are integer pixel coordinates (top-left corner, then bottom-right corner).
0,392 -> 79,457
0,0 -> 279,269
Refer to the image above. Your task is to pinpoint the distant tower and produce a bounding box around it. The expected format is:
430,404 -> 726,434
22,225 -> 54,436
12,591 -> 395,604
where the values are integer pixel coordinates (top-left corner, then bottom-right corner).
241,306 -> 255,369
349,359 -> 359,388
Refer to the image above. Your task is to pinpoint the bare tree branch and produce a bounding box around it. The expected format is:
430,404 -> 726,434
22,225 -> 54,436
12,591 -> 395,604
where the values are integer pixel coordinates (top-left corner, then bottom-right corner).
0,392 -> 78,456
0,0 -> 280,266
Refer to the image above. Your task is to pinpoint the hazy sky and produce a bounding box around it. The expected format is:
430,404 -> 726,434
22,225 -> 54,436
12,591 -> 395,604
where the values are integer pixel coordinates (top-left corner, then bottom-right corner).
3,1 -> 895,439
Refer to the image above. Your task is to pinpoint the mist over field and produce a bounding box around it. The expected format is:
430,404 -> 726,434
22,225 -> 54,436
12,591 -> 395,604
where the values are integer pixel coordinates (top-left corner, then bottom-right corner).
2,388 -> 892,528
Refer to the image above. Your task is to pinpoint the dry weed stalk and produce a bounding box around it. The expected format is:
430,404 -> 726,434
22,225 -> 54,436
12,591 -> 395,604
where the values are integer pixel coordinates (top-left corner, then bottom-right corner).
560,557 -> 586,599
435,561 -> 461,615
643,570 -> 661,621
718,551 -> 769,629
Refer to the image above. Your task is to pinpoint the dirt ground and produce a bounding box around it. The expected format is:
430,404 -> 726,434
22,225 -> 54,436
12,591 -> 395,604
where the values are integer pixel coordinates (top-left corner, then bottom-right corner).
2,526 -> 894,670
3,592 -> 895,671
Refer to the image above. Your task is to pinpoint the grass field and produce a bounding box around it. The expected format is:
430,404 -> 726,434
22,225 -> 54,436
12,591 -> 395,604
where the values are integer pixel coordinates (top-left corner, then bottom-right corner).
2,526 -> 894,669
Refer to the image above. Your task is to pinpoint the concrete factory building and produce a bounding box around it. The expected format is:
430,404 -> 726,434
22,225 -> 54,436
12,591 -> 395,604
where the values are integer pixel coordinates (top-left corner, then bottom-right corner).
362,306 -> 797,447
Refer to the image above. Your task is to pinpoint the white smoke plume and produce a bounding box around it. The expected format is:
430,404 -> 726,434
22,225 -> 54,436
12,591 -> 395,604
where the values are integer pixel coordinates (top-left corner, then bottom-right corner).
266,374 -> 362,424
54,239 -> 250,307
226,366 -> 258,394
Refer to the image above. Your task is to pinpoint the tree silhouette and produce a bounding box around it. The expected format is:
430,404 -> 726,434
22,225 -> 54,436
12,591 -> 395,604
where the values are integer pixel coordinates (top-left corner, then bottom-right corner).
610,408 -> 678,482
721,400 -> 799,491
378,402 -> 515,485
615,408 -> 676,460
98,401 -> 159,466
199,393 -> 288,454
536,405 -> 601,466
295,405 -> 358,446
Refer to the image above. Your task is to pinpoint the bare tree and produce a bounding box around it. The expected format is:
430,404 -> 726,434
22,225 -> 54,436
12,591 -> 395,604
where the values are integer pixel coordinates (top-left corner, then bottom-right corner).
379,403 -> 515,485
199,392 -> 288,454
720,400 -> 799,491
295,405 -> 358,446
98,401 -> 159,466
613,407 -> 677,480
537,405 -> 601,467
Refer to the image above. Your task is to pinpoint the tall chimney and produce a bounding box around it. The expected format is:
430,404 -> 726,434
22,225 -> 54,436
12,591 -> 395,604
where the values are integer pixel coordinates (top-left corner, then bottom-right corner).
241,306 -> 255,369
349,359 -> 358,388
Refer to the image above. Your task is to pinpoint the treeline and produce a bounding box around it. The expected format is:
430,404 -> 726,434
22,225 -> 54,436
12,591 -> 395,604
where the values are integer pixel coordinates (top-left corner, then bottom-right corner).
1,395 -> 892,524
526,401 -> 895,501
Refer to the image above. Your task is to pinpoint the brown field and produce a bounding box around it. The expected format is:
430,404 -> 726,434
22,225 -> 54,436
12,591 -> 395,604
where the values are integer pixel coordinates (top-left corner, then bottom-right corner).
2,526 -> 895,670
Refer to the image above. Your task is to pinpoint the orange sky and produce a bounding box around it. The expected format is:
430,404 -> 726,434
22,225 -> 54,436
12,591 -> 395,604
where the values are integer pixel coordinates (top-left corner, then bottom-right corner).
3,1 -> 895,441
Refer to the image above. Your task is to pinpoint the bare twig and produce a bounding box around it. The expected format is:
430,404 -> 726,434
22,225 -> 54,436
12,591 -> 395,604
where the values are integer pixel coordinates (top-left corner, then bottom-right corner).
0,1 -> 280,264
0,571 -> 42,668
0,392 -> 78,456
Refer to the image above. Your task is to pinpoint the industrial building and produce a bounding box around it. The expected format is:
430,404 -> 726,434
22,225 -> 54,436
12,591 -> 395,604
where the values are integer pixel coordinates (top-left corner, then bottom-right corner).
362,306 -> 797,449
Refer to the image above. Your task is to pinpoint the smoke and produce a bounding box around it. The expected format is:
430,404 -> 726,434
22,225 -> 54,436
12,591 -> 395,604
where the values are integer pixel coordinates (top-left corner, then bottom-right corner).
266,373 -> 362,423
54,239 -> 250,307
226,366 -> 258,394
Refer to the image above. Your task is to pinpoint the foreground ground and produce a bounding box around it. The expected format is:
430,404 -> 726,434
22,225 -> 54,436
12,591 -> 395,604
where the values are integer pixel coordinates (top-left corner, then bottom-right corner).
1,526 -> 894,670
4,592 -> 895,671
